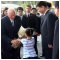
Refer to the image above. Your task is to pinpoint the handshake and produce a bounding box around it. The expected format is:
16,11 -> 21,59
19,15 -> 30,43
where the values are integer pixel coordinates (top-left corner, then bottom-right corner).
11,39 -> 20,49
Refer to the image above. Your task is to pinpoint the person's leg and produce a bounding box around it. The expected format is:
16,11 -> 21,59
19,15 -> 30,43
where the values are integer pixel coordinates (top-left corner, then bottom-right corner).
42,47 -> 45,57
34,35 -> 38,55
47,48 -> 52,59
44,48 -> 52,59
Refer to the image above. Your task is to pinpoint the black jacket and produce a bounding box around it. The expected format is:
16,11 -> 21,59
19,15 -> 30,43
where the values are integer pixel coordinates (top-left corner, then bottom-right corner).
22,13 -> 36,28
1,16 -> 21,58
41,10 -> 58,48
52,20 -> 59,59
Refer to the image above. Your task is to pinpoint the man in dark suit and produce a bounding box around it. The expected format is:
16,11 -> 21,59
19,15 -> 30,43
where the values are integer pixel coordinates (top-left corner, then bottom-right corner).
1,9 -> 21,59
17,7 -> 29,28
52,1 -> 59,59
37,1 -> 58,59
22,5 -> 36,28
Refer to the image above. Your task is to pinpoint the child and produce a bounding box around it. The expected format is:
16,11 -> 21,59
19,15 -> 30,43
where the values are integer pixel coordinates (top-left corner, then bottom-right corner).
19,28 -> 38,59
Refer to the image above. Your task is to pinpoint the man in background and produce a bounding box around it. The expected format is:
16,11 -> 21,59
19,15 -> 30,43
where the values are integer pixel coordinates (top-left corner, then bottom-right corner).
52,1 -> 59,59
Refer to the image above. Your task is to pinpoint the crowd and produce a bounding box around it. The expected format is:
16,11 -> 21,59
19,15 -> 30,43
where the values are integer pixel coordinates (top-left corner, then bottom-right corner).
1,1 -> 59,59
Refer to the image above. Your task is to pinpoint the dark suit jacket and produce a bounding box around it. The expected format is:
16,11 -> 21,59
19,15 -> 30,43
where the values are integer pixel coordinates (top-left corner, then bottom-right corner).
21,13 -> 40,55
52,20 -> 59,59
1,16 -> 21,58
35,15 -> 41,34
22,13 -> 36,28
41,10 -> 58,48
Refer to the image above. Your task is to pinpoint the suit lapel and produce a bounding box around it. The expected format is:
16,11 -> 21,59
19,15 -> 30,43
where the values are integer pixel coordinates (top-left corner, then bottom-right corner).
5,16 -> 14,33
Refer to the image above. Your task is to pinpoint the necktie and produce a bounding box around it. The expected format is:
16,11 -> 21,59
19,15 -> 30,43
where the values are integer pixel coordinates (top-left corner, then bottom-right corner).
28,14 -> 30,18
20,16 -> 22,20
11,21 -> 14,26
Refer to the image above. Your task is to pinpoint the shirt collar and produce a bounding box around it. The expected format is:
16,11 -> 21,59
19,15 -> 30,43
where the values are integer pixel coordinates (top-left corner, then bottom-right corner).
26,13 -> 30,16
10,19 -> 14,22
44,9 -> 49,15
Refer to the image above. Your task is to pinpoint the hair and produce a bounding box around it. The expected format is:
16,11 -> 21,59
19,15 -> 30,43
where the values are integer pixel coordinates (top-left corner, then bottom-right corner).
4,7 -> 8,11
25,28 -> 34,37
17,7 -> 23,11
46,2 -> 52,8
26,5 -> 31,8
54,1 -> 59,8
31,8 -> 37,11
36,1 -> 47,7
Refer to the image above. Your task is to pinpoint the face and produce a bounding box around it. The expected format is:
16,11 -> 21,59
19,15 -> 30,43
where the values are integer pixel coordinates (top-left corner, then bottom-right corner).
31,9 -> 37,14
7,10 -> 15,20
1,10 -> 3,15
55,8 -> 59,17
26,7 -> 31,13
4,10 -> 8,15
17,10 -> 23,16
37,6 -> 46,14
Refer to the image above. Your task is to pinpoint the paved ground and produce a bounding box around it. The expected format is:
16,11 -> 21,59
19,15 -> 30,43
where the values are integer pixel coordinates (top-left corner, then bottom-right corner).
20,35 -> 44,59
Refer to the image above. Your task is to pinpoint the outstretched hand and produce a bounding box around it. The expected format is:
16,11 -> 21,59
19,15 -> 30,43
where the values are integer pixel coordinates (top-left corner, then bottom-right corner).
11,39 -> 20,48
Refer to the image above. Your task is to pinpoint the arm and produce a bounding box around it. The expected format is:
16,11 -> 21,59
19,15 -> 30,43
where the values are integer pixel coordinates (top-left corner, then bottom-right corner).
1,20 -> 12,50
11,38 -> 21,48
47,14 -> 58,48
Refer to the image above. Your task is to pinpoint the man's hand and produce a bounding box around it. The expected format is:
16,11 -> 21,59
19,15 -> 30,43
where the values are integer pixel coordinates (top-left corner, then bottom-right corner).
33,32 -> 40,36
48,44 -> 53,48
11,39 -> 20,48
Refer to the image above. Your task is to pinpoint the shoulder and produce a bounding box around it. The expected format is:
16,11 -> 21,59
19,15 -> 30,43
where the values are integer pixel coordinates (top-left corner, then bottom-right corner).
21,38 -> 27,43
21,38 -> 27,40
32,37 -> 34,39
15,15 -> 20,19
15,15 -> 21,22
31,37 -> 34,41
23,14 -> 27,19
1,16 -> 9,24
1,16 -> 8,21
46,11 -> 58,21
30,13 -> 35,17
55,20 -> 59,26
48,11 -> 57,18
56,19 -> 59,23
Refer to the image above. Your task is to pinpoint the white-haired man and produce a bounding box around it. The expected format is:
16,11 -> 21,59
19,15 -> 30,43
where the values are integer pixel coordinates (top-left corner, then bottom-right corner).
1,9 -> 21,59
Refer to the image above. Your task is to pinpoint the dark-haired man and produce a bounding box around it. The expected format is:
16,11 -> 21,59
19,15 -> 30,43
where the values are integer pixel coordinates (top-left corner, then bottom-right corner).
37,1 -> 58,59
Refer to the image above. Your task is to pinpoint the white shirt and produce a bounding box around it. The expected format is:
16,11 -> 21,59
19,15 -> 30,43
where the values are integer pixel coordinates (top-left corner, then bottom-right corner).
20,37 -> 37,58
26,13 -> 30,17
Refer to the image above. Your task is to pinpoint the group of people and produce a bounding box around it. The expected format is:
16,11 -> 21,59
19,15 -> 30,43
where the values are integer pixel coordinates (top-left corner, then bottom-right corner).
1,1 -> 59,59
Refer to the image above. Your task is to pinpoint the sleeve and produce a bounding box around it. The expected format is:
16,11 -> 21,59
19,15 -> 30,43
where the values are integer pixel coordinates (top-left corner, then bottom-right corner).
35,17 -> 41,34
52,20 -> 59,58
47,14 -> 58,45
1,19 -> 12,50
20,39 -> 24,44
